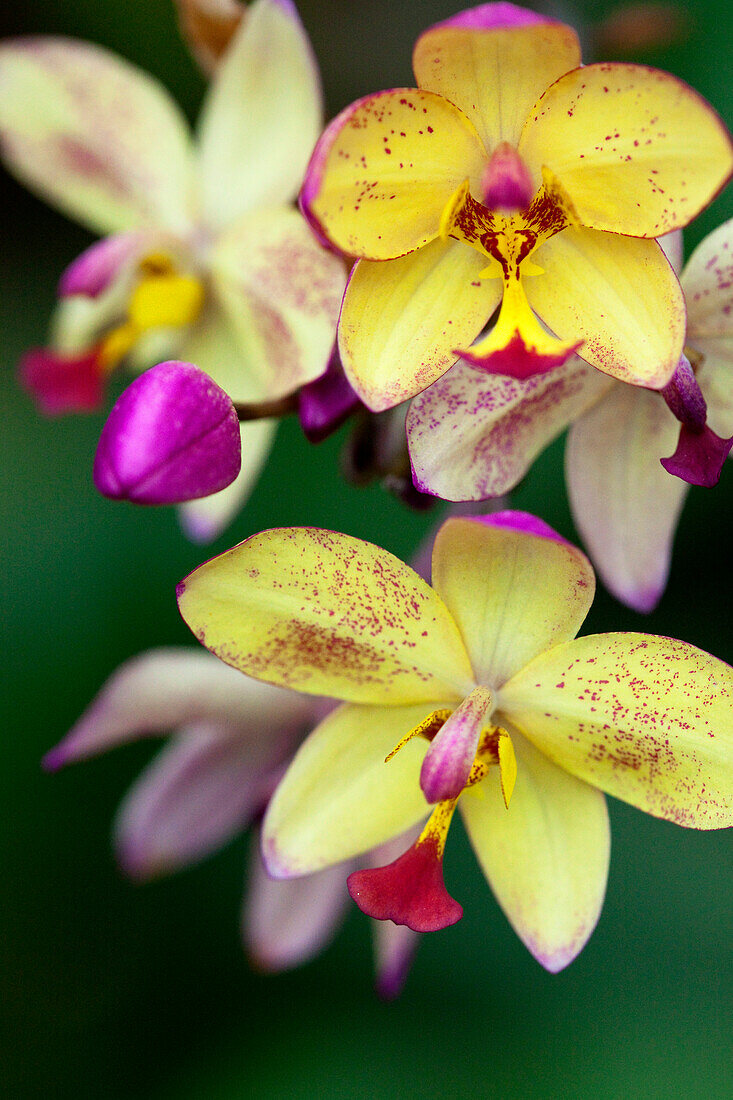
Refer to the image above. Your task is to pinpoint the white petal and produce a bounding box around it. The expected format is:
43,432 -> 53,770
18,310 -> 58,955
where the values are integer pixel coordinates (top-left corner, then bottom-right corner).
197,0 -> 322,229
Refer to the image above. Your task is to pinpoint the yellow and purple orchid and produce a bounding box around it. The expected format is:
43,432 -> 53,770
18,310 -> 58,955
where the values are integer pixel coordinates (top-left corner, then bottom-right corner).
45,647 -> 419,997
0,0 -> 346,538
300,2 -> 732,412
408,221 -> 733,611
176,511 -> 733,971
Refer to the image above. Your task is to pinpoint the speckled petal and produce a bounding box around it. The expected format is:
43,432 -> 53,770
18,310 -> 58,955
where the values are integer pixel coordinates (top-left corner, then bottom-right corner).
407,355 -> 610,500
301,88 -> 487,261
177,527 -> 475,705
519,63 -> 733,237
243,837 -> 349,971
339,239 -> 501,412
0,38 -> 195,235
262,703 -> 432,876
413,6 -> 580,152
461,728 -> 610,972
683,219 -> 733,362
499,633 -> 733,828
198,0 -> 322,228
528,228 -> 685,387
178,418 -> 277,544
566,383 -> 686,613
210,206 -> 346,401
431,513 -> 595,689
43,647 -> 311,771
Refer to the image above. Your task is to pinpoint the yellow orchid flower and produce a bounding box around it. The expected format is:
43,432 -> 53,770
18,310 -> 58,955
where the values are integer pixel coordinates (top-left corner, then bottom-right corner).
177,511 -> 733,971
301,2 -> 732,411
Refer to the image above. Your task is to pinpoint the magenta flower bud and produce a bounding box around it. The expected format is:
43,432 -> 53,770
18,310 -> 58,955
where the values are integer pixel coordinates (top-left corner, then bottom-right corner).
298,347 -> 361,442
94,360 -> 241,504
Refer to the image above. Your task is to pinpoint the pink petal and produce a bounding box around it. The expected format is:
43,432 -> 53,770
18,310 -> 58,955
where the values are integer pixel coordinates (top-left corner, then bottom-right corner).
243,834 -> 350,971
43,647 -> 313,771
661,424 -> 733,487
426,3 -> 555,32
114,726 -> 278,879
93,360 -> 241,504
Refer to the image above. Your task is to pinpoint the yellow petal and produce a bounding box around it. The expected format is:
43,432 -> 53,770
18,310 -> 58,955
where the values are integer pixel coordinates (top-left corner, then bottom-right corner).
177,527 -> 475,705
431,514 -> 595,689
528,227 -> 686,387
262,702 -> 432,876
0,39 -> 195,235
197,0 -> 323,228
339,238 -> 501,412
519,63 -> 733,237
500,633 -> 733,828
566,383 -> 687,613
497,731 -> 517,808
413,14 -> 580,154
461,729 -> 609,972
301,88 -> 487,260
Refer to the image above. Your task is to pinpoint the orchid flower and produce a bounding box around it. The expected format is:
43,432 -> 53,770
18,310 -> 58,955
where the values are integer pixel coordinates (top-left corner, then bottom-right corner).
176,511 -> 733,972
300,2 -> 732,412
44,648 -> 418,997
0,0 -> 346,539
408,221 -> 733,612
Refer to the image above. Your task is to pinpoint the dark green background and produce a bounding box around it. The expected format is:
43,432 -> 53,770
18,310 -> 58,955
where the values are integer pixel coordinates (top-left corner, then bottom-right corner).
1,2 -> 731,1096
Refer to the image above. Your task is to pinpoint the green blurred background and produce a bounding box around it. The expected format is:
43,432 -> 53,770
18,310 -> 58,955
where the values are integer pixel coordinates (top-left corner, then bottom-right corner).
1,1 -> 731,1096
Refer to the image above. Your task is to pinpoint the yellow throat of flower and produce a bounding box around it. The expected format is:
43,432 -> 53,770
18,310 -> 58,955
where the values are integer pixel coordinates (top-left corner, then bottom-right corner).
99,252 -> 205,371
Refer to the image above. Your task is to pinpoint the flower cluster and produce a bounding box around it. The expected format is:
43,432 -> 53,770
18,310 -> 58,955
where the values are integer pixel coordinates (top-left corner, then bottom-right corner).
6,1 -> 732,989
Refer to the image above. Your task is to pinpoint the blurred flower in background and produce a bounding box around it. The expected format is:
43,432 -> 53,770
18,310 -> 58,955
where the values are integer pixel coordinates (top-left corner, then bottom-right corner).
45,648 -> 419,997
0,0 -> 346,538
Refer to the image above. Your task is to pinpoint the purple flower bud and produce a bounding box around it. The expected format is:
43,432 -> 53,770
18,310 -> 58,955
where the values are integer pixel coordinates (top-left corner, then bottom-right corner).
94,361 -> 241,504
298,348 -> 361,443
